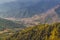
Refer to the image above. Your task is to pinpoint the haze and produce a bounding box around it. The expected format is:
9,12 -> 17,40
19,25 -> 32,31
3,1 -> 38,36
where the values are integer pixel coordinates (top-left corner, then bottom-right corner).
0,0 -> 41,4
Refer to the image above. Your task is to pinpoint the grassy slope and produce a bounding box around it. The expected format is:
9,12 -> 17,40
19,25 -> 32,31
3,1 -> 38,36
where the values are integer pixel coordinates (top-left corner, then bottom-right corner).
4,23 -> 60,40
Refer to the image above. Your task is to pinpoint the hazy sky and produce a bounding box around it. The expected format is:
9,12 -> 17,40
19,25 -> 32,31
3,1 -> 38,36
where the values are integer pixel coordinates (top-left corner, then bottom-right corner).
0,0 -> 41,4
0,0 -> 16,3
0,0 -> 59,4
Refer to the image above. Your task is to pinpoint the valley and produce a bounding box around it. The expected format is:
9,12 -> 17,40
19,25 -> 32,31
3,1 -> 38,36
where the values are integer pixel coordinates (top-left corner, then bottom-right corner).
0,0 -> 60,40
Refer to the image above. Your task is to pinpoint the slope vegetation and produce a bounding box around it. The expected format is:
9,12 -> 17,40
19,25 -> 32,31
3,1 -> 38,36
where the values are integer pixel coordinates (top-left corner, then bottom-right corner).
5,23 -> 60,40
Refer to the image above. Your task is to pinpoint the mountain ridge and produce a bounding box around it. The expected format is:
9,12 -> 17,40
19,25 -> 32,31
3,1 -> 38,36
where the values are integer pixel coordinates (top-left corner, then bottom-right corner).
0,0 -> 60,18
7,5 -> 60,25
4,5 -> 60,26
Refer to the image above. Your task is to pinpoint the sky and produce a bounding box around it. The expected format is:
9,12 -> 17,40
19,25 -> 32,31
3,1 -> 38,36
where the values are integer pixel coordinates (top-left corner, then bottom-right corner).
0,0 -> 59,4
0,0 -> 16,4
0,0 -> 41,4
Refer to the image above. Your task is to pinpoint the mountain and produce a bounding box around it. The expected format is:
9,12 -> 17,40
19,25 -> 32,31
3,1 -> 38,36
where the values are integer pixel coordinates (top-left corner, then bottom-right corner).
10,5 -> 60,26
0,18 -> 25,30
55,6 -> 60,17
2,22 -> 60,40
0,0 -> 60,18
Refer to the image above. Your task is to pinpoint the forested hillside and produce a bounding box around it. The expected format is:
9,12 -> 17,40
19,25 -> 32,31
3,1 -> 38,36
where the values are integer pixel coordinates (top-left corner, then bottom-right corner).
0,18 -> 25,30
1,22 -> 60,40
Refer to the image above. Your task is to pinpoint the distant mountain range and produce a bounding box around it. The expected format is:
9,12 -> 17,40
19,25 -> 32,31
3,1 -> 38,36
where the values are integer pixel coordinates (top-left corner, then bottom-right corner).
0,0 -> 60,18
0,0 -> 60,26
4,5 -> 60,26
20,5 -> 60,25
